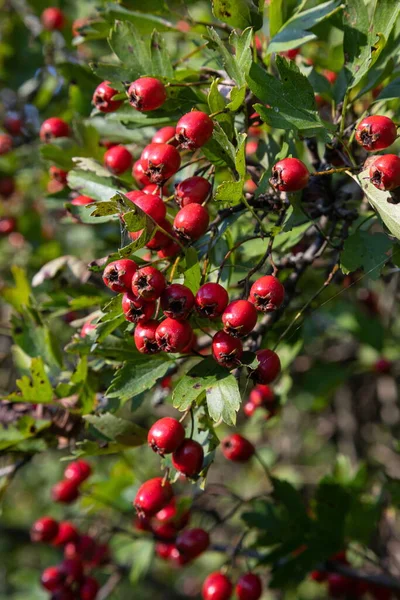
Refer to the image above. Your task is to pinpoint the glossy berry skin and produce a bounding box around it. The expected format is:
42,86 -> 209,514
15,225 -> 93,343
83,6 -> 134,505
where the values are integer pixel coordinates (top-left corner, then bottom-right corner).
133,159 -> 151,187
249,275 -> 285,312
173,203 -> 209,242
53,522 -> 79,547
212,331 -> 243,368
134,320 -> 160,354
132,266 -> 166,301
172,439 -> 204,476
64,459 -> 92,485
156,318 -> 193,353
155,541 -> 175,559
104,145 -> 132,174
250,384 -> 274,407
51,480 -> 79,504
202,572 -> 233,600
80,576 -> 99,600
153,500 -> 190,532
92,81 -> 122,113
134,477 -> 174,517
31,516 -> 59,543
222,300 -> 258,337
310,570 -> 327,582
176,528 -> 210,561
0,176 -> 15,197
128,77 -> 167,112
369,154 -> 400,191
125,191 -> 166,223
161,284 -> 195,319
41,7 -> 65,30
236,573 -> 263,600
355,115 -> 397,151
254,349 -> 281,384
49,166 -> 68,185
122,292 -> 155,324
80,321 -> 96,338
148,417 -> 185,455
0,133 -> 13,155
64,535 -> 96,562
175,176 -> 212,208
61,558 -> 84,583
141,143 -> 181,183
71,195 -> 94,206
152,126 -> 177,145
195,283 -> 229,319
221,433 -> 255,462
176,111 -> 214,149
41,566 -> 64,591
158,240 -> 181,259
103,259 -> 138,293
40,118 -> 69,142
269,157 -> 309,192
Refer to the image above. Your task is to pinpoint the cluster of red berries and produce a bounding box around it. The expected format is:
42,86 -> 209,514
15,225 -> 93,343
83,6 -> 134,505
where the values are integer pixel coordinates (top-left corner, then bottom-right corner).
51,459 -> 92,504
243,383 -> 278,419
202,571 -> 263,600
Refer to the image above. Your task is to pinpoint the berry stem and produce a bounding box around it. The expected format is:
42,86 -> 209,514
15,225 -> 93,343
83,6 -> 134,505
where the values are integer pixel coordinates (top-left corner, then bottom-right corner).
172,43 -> 208,67
209,108 -> 229,118
312,166 -> 359,176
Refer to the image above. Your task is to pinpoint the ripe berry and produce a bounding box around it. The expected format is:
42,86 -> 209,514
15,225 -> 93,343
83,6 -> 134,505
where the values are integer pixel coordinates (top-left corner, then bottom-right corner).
0,217 -> 16,235
175,176 -> 212,208
212,331 -> 243,368
133,159 -> 151,187
134,320 -> 160,354
53,522 -> 79,546
49,166 -> 68,185
141,143 -> 181,183
71,195 -> 94,206
51,480 -> 79,504
236,573 -> 263,600
148,417 -> 185,455
161,284 -> 195,319
61,558 -> 84,584
64,535 -> 96,562
104,145 -> 132,174
153,500 -> 190,533
310,570 -> 327,582
221,433 -> 255,462
125,191 -> 166,223
173,203 -> 209,242
254,349 -> 281,384
176,111 -> 214,149
122,292 -> 155,323
222,300 -> 258,337
0,176 -> 15,197
172,439 -> 204,476
369,154 -> 400,191
145,220 -> 174,250
202,572 -> 233,600
80,321 -> 96,338
176,528 -> 210,560
80,576 -> 99,600
132,266 -> 166,301
250,384 -> 274,407
40,118 -> 69,142
156,318 -> 193,353
158,240 -> 181,259
128,77 -> 167,112
0,133 -> 13,155
4,112 -> 23,135
269,157 -> 309,192
195,283 -> 229,318
92,81 -> 122,113
243,401 -> 257,417
155,541 -> 175,559
374,358 -> 392,374
249,275 -> 285,312
152,126 -> 177,145
52,588 -> 75,600
134,477 -> 174,517
41,7 -> 65,30
355,115 -> 397,151
64,459 -> 92,485
31,516 -> 59,543
41,566 -> 64,591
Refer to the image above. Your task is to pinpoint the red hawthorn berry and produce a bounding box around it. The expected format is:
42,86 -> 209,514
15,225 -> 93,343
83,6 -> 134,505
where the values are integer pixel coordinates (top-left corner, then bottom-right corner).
202,572 -> 233,600
148,417 -> 185,455
80,576 -> 99,600
327,574 -> 355,598
249,275 -> 285,312
212,330 -> 243,368
133,159 -> 151,187
0,217 -> 16,235
125,191 -> 166,223
221,433 -> 255,462
41,566 -> 64,591
61,558 -> 84,584
254,349 -> 281,384
152,126 -> 177,145
310,570 -> 327,582
52,522 -> 79,547
195,282 -> 229,319
155,541 -> 176,559
64,459 -> 92,485
89,543 -> 110,568
161,284 -> 195,319
244,401 -> 257,417
246,140 -> 259,156
236,573 -> 263,600
281,48 -> 301,60
141,143 -> 181,183
71,195 -> 94,206
323,69 -> 337,85
369,154 -> 400,191
103,259 -> 138,293
4,112 -> 23,135
49,166 -> 68,185
355,115 -> 397,151
134,320 -> 160,354
175,176 -> 212,208
132,266 -> 166,301
173,203 -> 209,242
72,16 -> 87,37
175,111 -> 214,149
250,384 -> 274,406
64,534 -> 96,562
0,176 -> 16,197
51,480 -> 80,504
270,157 -> 309,192
172,439 -> 204,476
175,528 -> 210,561
104,145 -> 132,174
156,318 -> 193,353
128,77 -> 167,112
92,81 -> 122,113
154,500 -> 190,531
31,516 -> 59,543
122,292 -> 155,324
222,300 -> 258,337
157,240 -> 181,259
374,358 -> 393,374
40,118 -> 69,142
145,220 -> 174,250
0,133 -> 13,155
134,477 -> 174,517
41,7 -> 65,30
52,587 -> 75,600
80,321 -> 96,337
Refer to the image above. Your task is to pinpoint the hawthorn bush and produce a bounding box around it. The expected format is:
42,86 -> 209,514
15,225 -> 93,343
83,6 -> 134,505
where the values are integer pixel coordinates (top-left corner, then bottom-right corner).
1,0 -> 400,598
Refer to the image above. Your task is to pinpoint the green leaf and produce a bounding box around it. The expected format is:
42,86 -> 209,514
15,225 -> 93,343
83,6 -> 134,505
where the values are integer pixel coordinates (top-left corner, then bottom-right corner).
129,539 -> 154,583
1,266 -> 30,311
8,358 -> 53,404
150,30 -> 173,79
203,122 -> 236,169
106,356 -> 173,402
340,230 -> 392,280
183,247 -> 201,293
272,478 -> 310,527
103,4 -> 176,34
0,416 -> 50,451
206,27 -> 245,86
108,21 -> 152,80
268,29 -> 316,54
373,77 -> 400,103
230,27 -> 253,80
269,0 -> 297,37
84,413 -> 147,446
67,170 -> 118,201
212,0 -> 263,30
